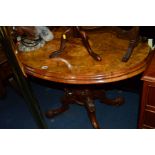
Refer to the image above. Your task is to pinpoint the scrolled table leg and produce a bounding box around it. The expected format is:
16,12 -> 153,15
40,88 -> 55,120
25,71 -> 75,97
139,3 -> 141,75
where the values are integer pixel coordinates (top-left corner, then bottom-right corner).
45,97 -> 70,118
93,90 -> 124,106
46,88 -> 124,128
85,97 -> 100,129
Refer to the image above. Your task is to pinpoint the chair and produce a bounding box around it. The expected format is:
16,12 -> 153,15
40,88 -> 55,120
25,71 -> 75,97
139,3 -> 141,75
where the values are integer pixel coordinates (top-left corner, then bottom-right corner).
49,26 -> 140,62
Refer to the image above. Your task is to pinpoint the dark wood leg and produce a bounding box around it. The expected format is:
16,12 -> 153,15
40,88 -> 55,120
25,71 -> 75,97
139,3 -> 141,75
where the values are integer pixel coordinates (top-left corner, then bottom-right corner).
85,97 -> 100,129
121,27 -> 140,62
122,37 -> 140,62
93,90 -> 124,106
49,28 -> 72,58
64,88 -> 100,129
76,27 -> 102,61
45,96 -> 70,118
80,26 -> 140,62
49,26 -> 101,61
46,87 -> 124,128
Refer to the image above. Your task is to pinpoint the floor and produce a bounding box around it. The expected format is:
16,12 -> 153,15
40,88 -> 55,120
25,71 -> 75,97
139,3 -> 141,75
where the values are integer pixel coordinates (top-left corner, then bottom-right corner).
0,75 -> 142,129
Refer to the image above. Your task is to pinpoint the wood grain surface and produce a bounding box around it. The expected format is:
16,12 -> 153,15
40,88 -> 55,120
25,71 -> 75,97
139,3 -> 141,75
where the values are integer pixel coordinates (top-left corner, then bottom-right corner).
17,27 -> 151,84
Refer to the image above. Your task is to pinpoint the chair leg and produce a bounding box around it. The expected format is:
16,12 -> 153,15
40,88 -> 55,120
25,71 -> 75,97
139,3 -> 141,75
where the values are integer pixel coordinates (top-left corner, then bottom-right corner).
121,27 -> 140,62
122,37 -> 140,62
49,26 -> 102,61
49,28 -> 72,58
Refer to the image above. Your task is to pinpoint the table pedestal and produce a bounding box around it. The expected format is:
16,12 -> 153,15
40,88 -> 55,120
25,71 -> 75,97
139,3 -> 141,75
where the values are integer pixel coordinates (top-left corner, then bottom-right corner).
17,27 -> 150,128
46,87 -> 124,128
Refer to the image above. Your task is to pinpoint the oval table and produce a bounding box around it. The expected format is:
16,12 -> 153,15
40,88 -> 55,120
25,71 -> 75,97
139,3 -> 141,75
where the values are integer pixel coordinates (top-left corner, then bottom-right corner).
17,27 -> 151,128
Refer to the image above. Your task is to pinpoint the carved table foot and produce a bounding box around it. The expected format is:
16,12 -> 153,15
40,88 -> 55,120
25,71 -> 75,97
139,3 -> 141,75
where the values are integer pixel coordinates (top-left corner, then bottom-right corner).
93,89 -> 124,106
45,99 -> 69,118
85,97 -> 100,128
46,88 -> 124,129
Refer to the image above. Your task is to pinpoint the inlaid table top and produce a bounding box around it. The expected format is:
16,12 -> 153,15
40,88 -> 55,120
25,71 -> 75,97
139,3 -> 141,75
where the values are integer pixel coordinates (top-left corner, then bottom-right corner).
17,27 -> 151,84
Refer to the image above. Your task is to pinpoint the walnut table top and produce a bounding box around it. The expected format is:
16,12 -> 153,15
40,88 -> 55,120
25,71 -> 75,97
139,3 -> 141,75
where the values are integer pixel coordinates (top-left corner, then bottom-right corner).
18,28 -> 151,84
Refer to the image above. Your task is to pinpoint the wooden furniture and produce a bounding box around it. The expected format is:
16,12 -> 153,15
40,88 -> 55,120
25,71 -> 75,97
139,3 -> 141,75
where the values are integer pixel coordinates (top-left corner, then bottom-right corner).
49,26 -> 140,62
17,27 -> 151,128
139,51 -> 155,128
